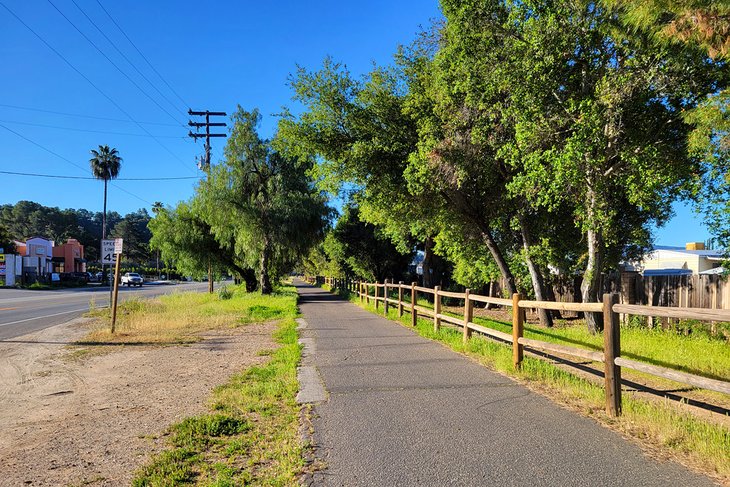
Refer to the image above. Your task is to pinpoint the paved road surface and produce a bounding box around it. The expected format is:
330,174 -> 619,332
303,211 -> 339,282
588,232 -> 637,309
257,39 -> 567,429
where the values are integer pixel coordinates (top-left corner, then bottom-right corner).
0,281 -> 210,340
295,281 -> 714,486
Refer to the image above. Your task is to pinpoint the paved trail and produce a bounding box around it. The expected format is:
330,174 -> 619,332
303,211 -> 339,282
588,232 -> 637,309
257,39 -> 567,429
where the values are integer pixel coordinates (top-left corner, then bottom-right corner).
295,281 -> 714,486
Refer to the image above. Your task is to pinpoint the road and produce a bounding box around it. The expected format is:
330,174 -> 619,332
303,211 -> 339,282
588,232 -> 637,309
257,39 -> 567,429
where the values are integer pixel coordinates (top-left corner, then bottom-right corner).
295,281 -> 714,486
0,281 -> 210,340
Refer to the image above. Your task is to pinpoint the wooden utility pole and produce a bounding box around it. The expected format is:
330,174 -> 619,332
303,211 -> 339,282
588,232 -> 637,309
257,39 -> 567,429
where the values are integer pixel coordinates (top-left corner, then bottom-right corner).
188,110 -> 227,170
189,109 -> 227,293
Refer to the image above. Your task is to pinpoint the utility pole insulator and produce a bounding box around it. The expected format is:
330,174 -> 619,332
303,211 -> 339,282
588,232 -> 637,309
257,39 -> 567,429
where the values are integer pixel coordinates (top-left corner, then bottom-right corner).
187,109 -> 227,170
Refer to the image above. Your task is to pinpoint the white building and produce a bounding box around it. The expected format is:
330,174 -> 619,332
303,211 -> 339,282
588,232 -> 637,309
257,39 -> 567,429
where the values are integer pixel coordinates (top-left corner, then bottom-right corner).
639,243 -> 724,275
22,236 -> 54,275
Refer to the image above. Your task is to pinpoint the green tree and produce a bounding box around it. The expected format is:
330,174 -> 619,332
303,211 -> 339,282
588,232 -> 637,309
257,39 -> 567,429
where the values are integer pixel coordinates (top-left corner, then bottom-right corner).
89,145 -> 122,239
605,0 -> 730,254
148,201 -> 257,290
280,58 -> 443,286
298,238 -> 342,278
0,223 -> 16,254
604,0 -> 730,59
110,209 -> 152,263
198,107 -> 331,294
328,205 -> 413,282
435,0 -> 726,331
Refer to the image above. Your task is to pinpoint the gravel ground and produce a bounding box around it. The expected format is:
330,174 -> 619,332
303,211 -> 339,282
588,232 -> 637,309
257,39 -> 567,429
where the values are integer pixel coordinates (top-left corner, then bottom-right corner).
0,318 -> 277,486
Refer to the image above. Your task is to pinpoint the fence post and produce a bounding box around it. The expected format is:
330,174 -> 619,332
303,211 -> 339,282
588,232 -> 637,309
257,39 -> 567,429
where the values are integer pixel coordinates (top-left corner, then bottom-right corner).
398,281 -> 404,317
384,279 -> 390,315
411,282 -> 417,326
463,289 -> 472,343
512,293 -> 523,369
603,293 -> 622,417
359,282 -> 364,303
433,286 -> 441,331
375,282 -> 380,311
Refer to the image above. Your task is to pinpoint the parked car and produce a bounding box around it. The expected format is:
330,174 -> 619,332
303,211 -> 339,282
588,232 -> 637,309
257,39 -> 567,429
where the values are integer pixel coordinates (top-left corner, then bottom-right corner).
69,271 -> 90,283
121,272 -> 143,287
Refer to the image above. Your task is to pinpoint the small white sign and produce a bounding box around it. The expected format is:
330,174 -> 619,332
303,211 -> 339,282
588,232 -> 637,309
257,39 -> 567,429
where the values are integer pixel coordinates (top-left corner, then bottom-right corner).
114,238 -> 123,254
101,239 -> 115,264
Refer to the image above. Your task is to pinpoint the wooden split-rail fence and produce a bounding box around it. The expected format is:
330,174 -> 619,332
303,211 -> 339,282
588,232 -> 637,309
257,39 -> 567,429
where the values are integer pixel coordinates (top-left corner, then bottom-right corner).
303,275 -> 730,417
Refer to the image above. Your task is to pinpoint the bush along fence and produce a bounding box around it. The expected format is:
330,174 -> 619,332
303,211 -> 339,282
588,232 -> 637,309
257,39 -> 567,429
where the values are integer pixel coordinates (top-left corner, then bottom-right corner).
303,275 -> 730,418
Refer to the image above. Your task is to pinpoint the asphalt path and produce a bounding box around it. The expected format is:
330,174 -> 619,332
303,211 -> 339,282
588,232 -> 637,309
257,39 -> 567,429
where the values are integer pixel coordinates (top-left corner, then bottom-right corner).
0,281 -> 210,341
295,281 -> 714,486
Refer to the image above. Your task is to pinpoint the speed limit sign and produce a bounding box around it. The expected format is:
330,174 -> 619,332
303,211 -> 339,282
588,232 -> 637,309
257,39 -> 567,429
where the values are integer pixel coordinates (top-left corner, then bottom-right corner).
101,240 -> 114,264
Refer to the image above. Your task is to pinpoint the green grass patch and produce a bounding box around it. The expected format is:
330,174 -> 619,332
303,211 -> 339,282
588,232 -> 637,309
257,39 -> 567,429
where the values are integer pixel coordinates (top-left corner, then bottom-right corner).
346,288 -> 730,483
81,285 -> 299,346
132,286 -> 304,486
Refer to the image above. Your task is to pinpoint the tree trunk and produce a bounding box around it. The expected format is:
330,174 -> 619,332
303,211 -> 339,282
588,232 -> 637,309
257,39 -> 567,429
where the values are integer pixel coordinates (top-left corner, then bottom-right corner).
480,229 -> 517,295
102,178 -> 108,239
518,216 -> 553,328
581,226 -> 604,333
243,269 -> 257,292
485,281 -> 496,309
422,236 -> 434,288
259,237 -> 272,294
227,262 -> 257,292
544,273 -> 562,319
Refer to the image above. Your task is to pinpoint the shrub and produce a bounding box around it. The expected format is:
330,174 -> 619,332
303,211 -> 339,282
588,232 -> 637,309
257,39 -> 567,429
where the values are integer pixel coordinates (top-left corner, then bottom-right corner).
218,286 -> 233,300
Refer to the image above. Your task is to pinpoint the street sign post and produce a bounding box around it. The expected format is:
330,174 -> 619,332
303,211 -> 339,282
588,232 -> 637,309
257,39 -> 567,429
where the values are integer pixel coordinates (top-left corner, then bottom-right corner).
109,239 -> 123,333
102,238 -> 124,332
111,252 -> 122,333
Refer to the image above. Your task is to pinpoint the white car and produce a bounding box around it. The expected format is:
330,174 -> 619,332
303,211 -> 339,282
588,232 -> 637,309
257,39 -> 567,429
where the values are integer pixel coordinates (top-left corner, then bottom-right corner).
121,272 -> 144,287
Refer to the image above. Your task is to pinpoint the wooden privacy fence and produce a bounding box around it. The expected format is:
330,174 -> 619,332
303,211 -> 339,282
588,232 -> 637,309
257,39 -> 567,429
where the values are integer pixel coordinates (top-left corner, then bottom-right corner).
302,275 -> 730,417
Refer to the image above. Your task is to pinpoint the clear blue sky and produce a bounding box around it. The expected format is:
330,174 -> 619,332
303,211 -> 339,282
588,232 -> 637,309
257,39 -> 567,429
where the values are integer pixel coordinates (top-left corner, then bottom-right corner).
0,0 -> 711,246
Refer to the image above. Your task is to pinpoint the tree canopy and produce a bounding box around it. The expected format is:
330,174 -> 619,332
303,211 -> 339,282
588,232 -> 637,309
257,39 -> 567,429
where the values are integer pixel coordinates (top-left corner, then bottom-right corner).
281,0 -> 728,332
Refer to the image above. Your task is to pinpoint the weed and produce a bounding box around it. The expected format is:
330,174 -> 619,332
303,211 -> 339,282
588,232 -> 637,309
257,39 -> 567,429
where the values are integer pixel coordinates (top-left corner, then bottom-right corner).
217,286 -> 233,300
132,287 -> 304,485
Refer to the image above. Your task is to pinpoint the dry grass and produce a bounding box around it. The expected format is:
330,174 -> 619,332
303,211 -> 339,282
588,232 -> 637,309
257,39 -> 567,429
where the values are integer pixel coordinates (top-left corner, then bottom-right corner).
82,286 -> 298,346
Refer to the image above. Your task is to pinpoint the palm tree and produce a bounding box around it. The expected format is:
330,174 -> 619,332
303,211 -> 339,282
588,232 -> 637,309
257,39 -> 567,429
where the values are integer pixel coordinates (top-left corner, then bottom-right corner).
89,145 -> 122,239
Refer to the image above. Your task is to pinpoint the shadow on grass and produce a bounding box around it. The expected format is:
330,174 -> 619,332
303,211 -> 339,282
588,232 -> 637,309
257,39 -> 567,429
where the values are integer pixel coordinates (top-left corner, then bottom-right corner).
534,350 -> 730,417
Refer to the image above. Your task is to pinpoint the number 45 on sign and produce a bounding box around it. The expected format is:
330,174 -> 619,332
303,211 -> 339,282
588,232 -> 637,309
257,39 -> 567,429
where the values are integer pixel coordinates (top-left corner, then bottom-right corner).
101,238 -> 124,264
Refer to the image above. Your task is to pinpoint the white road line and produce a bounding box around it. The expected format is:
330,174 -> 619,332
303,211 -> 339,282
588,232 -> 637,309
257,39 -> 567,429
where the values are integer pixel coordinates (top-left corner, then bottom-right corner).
0,308 -> 91,328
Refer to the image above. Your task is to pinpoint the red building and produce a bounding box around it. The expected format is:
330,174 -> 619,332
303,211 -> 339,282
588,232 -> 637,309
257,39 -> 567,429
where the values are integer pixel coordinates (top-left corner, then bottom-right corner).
52,239 -> 86,273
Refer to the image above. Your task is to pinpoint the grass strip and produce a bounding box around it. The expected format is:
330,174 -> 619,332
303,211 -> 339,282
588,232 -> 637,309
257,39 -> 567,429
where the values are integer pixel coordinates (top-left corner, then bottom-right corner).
339,287 -> 730,483
83,285 -> 298,346
128,285 -> 303,486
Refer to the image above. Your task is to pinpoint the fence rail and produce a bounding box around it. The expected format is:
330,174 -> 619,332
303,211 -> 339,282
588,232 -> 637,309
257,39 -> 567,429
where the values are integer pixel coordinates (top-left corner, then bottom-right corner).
303,275 -> 730,417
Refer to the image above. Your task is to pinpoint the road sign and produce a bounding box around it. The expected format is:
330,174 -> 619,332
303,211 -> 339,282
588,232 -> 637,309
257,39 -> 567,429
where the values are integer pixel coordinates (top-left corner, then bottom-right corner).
101,239 -> 115,264
102,239 -> 124,264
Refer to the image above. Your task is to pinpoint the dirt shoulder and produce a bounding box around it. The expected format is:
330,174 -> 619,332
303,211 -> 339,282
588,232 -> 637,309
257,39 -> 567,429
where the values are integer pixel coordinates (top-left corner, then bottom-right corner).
0,318 -> 277,487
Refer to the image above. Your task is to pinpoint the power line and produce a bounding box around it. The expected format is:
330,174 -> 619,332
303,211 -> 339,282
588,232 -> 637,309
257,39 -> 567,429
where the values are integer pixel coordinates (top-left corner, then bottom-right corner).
0,170 -> 198,181
70,0 -> 186,118
94,0 -> 190,110
0,2 -> 197,175
0,122 -> 88,173
0,104 -> 179,127
46,0 -> 186,128
0,119 -> 185,138
0,123 -> 153,205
